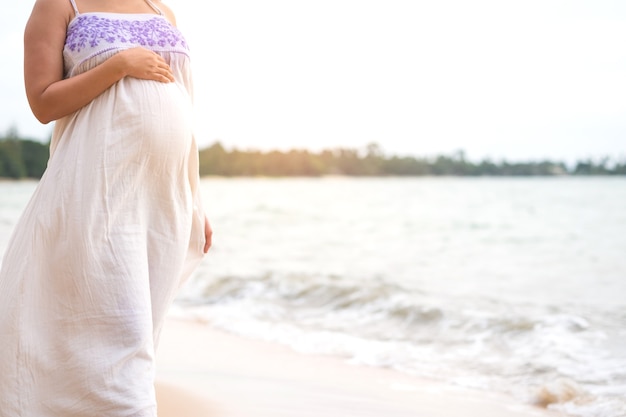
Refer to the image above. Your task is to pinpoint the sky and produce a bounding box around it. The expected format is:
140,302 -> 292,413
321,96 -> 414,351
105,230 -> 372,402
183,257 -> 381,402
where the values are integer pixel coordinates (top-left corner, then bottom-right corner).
1,0 -> 625,164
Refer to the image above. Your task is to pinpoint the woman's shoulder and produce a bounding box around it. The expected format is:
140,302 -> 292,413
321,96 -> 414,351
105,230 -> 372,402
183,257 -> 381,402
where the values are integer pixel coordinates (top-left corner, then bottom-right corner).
153,0 -> 178,26
27,0 -> 75,31
32,0 -> 74,14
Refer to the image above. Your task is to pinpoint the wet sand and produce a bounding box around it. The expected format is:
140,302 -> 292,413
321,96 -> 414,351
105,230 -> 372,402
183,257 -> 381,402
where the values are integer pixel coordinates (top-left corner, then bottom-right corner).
155,318 -> 562,417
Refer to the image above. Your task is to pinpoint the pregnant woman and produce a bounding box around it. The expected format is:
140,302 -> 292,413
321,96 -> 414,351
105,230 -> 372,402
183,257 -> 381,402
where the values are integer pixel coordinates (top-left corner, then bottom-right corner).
0,0 -> 211,415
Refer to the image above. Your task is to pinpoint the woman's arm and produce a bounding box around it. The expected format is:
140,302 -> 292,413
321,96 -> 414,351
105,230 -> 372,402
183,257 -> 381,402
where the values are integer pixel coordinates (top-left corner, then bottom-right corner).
24,0 -> 176,124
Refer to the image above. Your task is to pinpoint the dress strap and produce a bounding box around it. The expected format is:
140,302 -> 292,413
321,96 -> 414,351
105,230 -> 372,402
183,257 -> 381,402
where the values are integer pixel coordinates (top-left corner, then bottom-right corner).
68,0 -> 79,15
144,0 -> 164,15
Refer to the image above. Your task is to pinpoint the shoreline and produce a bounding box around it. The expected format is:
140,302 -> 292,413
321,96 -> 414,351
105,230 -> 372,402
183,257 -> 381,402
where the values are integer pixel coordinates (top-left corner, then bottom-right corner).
155,317 -> 564,417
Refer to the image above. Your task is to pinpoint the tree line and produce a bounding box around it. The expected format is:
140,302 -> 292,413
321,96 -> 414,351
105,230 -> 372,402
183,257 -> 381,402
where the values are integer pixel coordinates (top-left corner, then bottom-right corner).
1,130 -> 625,179
198,142 -> 626,177
0,129 -> 50,179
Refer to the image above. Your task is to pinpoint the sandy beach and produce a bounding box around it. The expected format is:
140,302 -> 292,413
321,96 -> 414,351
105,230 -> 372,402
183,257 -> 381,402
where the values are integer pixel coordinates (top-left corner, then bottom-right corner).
155,318 -> 563,417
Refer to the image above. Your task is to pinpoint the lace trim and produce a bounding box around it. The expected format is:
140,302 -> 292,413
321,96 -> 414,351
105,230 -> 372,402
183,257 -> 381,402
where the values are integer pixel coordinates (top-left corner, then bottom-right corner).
65,14 -> 188,53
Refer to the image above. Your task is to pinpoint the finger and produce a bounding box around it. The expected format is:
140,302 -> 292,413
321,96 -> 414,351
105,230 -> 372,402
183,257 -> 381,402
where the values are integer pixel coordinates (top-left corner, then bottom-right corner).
203,233 -> 212,253
203,220 -> 212,253
157,64 -> 174,82
152,66 -> 174,83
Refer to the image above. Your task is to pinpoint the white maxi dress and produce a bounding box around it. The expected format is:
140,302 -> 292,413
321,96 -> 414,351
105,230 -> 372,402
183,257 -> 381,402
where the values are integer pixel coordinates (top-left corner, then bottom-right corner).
0,1 -> 206,416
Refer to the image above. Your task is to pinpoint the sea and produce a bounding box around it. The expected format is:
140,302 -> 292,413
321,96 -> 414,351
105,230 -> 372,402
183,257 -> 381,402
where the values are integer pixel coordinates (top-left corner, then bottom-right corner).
1,177 -> 625,417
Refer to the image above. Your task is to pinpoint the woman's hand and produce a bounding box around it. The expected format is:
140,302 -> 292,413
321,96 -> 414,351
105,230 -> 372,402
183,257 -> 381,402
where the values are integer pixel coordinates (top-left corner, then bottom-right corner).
116,47 -> 175,83
203,216 -> 213,254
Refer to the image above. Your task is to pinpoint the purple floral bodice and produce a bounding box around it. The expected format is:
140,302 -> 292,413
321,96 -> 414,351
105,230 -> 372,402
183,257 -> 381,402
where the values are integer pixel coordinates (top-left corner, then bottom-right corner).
63,13 -> 189,77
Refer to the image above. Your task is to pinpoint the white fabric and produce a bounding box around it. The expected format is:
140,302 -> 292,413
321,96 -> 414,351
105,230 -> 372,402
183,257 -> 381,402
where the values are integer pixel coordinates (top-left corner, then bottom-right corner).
0,12 -> 205,417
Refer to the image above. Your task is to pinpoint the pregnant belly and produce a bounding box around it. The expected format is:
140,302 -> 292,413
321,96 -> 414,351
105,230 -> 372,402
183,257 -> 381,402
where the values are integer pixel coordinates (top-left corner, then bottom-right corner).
39,76 -> 196,226
103,78 -> 194,169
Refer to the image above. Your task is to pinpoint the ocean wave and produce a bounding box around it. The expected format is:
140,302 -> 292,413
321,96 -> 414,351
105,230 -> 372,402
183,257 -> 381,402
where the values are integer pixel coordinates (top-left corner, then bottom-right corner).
179,273 -> 596,341
175,272 -> 626,417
